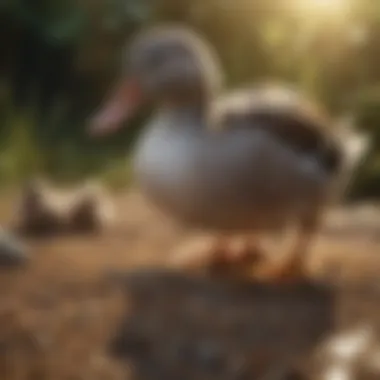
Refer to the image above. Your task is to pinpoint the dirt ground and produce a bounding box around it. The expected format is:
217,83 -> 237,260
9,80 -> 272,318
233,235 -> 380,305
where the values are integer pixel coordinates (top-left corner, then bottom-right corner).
0,190 -> 380,380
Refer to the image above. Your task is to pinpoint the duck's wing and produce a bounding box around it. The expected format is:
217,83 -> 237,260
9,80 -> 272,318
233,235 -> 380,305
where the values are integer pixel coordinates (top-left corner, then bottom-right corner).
212,84 -> 343,174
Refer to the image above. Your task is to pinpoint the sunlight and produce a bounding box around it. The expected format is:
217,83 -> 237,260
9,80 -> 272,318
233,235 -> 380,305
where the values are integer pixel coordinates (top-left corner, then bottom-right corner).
293,0 -> 350,20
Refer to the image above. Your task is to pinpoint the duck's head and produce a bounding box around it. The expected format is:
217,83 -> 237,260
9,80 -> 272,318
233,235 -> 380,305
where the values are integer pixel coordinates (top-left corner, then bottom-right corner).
89,25 -> 222,136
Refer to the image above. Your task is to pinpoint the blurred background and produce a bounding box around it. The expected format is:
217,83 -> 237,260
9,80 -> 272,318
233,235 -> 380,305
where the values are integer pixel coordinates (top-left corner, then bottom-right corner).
1,3 -> 380,380
0,0 -> 379,198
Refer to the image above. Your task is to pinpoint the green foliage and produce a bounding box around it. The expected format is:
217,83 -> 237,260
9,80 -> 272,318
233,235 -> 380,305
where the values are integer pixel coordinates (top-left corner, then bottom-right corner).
353,87 -> 380,139
99,158 -> 133,190
348,87 -> 380,198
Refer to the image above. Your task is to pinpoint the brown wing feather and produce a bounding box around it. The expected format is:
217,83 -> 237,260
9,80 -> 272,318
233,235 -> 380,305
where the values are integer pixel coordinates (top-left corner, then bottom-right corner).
212,84 -> 344,174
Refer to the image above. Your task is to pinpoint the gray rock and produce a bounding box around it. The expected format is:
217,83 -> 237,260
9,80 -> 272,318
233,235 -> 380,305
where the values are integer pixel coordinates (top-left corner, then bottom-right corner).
0,229 -> 29,268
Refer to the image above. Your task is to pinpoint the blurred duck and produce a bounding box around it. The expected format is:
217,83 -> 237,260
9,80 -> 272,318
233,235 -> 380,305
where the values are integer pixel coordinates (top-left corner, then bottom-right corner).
13,178 -> 64,236
13,178 -> 114,236
90,25 -> 368,281
68,181 -> 115,233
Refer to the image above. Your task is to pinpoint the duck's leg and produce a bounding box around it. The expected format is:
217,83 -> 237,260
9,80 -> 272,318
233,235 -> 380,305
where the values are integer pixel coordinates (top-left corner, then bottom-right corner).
167,235 -> 230,270
253,210 -> 322,283
207,237 -> 266,277
168,235 -> 264,274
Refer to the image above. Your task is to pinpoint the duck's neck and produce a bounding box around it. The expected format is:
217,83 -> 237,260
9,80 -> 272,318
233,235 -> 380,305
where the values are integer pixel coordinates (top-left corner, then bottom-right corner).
156,100 -> 211,130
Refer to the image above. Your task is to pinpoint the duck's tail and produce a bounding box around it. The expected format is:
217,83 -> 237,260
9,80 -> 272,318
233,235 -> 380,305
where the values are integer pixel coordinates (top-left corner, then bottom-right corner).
331,115 -> 371,196
338,115 -> 370,168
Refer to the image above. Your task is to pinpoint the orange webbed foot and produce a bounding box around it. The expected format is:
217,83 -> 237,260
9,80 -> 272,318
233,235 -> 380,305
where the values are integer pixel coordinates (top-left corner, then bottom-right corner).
252,257 -> 308,284
168,237 -> 265,279
207,239 -> 264,278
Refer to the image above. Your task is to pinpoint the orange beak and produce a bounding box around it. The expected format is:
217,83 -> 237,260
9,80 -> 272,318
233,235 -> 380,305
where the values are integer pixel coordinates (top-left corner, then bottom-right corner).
88,79 -> 143,137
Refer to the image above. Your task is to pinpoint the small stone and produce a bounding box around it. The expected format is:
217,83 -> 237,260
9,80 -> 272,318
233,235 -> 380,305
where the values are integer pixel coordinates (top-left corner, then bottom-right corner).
0,229 -> 29,268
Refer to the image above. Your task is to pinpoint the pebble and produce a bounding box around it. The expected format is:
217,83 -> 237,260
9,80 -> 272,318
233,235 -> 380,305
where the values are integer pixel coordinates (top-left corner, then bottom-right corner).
0,229 -> 29,268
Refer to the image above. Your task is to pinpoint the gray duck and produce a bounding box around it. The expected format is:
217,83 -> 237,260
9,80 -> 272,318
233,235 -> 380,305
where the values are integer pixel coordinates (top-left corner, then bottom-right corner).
90,25 -> 368,281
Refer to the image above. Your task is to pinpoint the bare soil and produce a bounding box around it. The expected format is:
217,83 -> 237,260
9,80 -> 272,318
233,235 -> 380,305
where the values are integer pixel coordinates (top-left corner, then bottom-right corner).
0,190 -> 380,380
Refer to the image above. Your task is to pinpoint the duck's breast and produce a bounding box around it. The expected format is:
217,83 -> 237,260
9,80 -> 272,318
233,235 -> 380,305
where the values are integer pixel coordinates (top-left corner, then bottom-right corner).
133,118 -> 329,231
133,117 -> 204,215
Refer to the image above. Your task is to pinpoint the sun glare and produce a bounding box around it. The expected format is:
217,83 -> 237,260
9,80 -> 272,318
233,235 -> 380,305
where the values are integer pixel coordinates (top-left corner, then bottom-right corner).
293,0 -> 350,20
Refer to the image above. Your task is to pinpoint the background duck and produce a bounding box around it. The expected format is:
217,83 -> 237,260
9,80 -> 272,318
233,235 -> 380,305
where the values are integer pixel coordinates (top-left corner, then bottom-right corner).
13,178 -> 114,237
12,178 -> 65,237
67,180 -> 115,233
90,25 -> 369,282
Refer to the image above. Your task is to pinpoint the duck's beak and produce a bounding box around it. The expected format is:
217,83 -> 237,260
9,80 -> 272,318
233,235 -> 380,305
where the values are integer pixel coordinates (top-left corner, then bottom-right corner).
88,78 -> 142,137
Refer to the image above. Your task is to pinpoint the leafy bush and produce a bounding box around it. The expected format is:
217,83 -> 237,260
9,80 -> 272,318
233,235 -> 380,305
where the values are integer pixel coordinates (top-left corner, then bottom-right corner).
349,87 -> 380,199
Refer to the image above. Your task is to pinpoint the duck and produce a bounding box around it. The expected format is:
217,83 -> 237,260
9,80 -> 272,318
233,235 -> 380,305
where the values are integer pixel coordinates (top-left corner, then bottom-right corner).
12,178 -> 65,237
89,25 -> 368,282
67,180 -> 115,233
13,178 -> 114,237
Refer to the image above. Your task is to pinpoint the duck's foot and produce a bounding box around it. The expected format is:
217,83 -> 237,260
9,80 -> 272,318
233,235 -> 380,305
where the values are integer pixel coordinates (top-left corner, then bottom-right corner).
168,237 -> 265,278
207,239 -> 265,278
251,221 -> 316,284
167,236 -> 222,270
252,255 -> 308,284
